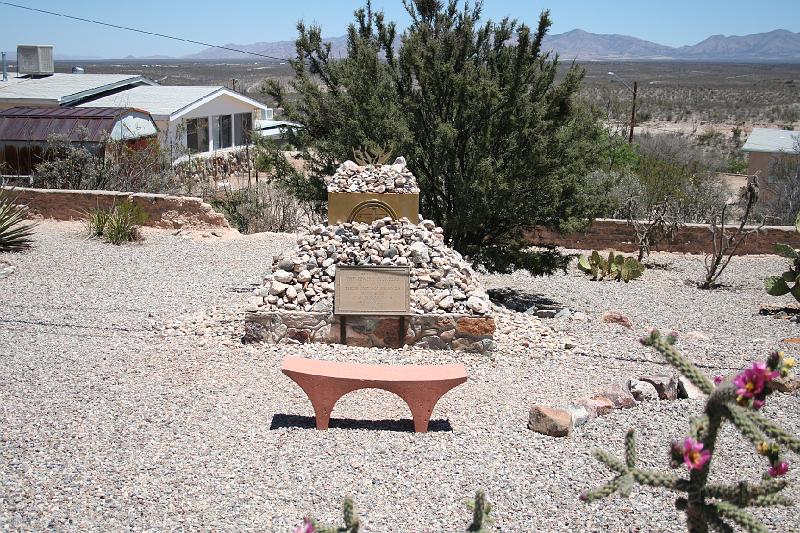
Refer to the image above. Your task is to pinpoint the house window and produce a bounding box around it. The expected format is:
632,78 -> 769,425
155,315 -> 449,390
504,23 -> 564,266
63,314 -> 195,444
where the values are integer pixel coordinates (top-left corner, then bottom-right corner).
234,113 -> 253,146
212,114 -> 232,150
186,117 -> 209,153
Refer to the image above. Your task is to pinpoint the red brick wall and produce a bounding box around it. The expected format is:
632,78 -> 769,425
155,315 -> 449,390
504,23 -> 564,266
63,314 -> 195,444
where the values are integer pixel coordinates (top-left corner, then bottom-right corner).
3,186 -> 230,230
526,218 -> 800,255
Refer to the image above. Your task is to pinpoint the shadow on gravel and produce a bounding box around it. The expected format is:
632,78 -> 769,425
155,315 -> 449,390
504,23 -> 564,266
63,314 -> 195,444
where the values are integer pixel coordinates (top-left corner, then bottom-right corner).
269,414 -> 453,432
487,287 -> 564,313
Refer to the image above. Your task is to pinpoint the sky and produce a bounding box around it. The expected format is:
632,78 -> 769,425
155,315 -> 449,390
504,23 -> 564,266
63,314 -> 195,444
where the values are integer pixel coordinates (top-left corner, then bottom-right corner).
1,0 -> 799,58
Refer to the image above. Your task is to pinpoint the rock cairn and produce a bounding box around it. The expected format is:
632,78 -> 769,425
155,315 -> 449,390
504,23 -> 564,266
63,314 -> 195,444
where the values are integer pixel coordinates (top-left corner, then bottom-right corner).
251,217 -> 491,316
325,157 -> 420,194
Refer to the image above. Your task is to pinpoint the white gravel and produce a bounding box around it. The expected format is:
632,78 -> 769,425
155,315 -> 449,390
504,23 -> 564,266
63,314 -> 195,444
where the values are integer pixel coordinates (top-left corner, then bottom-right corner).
1,223 -> 798,532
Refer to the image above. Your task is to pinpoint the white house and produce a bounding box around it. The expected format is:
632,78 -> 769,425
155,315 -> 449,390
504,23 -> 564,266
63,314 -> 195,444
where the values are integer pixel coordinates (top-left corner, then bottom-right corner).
79,85 -> 271,156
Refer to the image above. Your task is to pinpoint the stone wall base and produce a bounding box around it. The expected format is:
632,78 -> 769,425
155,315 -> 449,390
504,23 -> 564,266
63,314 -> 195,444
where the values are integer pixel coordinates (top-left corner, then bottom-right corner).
243,311 -> 495,354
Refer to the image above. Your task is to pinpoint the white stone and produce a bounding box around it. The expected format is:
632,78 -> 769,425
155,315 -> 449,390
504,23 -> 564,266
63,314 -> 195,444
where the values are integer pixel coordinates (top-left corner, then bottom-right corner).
273,269 -> 294,283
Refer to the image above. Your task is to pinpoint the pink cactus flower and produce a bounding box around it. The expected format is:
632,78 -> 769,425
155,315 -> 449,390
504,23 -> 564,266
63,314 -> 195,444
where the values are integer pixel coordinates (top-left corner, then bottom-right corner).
294,517 -> 316,533
682,437 -> 711,470
734,361 -> 778,399
713,375 -> 724,385
769,461 -> 789,478
753,399 -> 765,410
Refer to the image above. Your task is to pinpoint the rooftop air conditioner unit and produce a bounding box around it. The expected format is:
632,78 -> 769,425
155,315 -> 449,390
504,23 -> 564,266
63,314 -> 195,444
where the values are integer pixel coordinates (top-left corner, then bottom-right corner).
17,45 -> 54,75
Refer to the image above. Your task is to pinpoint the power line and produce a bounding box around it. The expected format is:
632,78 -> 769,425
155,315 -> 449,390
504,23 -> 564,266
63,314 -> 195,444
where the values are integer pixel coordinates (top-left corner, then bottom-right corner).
0,1 -> 292,62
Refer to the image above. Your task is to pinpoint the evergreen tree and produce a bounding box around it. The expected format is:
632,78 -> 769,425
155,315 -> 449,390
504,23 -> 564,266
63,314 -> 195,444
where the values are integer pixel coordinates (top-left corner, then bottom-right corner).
266,0 -> 606,274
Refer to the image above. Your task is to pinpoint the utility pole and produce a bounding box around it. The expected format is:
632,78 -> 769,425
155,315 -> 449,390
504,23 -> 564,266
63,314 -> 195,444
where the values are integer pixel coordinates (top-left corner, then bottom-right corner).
608,72 -> 638,144
628,80 -> 638,144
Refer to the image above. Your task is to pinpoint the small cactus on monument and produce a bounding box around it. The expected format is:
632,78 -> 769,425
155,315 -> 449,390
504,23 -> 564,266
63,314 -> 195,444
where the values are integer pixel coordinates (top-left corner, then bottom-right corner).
352,144 -> 392,167
577,250 -> 644,282
582,330 -> 798,533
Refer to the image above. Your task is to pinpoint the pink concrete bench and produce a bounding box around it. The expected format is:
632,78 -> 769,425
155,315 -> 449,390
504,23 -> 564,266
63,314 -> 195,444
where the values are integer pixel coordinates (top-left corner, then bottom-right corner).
281,356 -> 468,433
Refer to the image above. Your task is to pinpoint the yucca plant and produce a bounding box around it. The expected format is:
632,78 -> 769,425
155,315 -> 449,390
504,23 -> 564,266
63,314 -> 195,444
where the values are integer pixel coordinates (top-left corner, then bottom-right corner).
0,189 -> 36,252
83,207 -> 112,238
83,201 -> 147,245
104,201 -> 147,245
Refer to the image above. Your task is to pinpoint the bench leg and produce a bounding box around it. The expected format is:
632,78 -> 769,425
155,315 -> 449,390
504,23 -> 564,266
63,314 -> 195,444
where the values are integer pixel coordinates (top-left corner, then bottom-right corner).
293,378 -> 350,430
400,394 -> 440,433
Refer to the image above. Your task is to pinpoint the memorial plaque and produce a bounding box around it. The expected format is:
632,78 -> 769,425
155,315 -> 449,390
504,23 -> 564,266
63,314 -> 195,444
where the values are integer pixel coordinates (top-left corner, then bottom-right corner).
334,265 -> 410,316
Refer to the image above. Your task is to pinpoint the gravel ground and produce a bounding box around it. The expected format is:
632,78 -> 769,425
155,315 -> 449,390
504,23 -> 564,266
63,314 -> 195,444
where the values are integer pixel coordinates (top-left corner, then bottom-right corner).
1,222 -> 799,532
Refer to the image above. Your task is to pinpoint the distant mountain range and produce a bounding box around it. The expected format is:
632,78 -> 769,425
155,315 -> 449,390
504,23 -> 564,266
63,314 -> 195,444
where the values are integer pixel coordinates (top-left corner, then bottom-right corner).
4,28 -> 798,63
184,28 -> 800,63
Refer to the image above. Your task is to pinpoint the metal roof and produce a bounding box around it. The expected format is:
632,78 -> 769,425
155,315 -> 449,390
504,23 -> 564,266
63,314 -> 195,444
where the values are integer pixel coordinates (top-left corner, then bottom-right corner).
0,73 -> 157,106
742,128 -> 800,154
79,85 -> 269,120
0,106 -> 157,142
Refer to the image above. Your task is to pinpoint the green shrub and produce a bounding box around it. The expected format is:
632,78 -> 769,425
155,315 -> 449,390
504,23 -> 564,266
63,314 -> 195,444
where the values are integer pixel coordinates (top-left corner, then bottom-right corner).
0,189 -> 36,252
83,201 -> 147,245
577,250 -> 644,282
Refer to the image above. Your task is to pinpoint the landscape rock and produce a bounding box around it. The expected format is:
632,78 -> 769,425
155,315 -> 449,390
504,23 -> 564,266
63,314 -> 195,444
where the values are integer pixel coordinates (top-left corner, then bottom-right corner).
575,396 -> 615,417
771,375 -> 800,393
639,375 -> 679,400
565,404 -> 591,428
593,384 -> 637,409
628,379 -> 660,402
528,405 -> 572,437
677,376 -> 706,399
601,311 -> 633,329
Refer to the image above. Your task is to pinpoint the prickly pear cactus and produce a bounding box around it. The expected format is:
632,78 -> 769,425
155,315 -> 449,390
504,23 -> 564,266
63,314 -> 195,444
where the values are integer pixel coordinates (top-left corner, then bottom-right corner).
582,330 -> 798,533
765,243 -> 800,302
577,250 -> 644,282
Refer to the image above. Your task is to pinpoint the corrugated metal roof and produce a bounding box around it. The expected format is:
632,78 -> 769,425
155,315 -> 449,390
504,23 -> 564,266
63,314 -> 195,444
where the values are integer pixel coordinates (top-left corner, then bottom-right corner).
0,73 -> 156,105
0,106 -> 155,142
742,128 -> 800,154
79,85 -> 268,119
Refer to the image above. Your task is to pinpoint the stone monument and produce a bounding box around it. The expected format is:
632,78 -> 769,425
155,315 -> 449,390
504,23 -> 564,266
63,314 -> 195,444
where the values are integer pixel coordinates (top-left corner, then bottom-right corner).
243,158 -> 495,353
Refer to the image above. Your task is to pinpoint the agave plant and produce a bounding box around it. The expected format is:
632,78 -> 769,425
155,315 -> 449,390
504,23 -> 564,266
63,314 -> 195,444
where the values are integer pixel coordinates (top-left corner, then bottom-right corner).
0,189 -> 36,252
577,250 -> 644,282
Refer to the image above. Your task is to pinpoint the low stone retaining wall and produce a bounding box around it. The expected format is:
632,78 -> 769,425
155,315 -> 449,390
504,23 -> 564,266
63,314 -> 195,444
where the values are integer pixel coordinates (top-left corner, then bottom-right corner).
527,218 -> 800,255
3,186 -> 230,229
243,311 -> 496,354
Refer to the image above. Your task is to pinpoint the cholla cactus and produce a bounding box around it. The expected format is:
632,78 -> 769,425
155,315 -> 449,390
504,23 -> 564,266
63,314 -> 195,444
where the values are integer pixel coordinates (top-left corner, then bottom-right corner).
297,491 -> 492,532
582,330 -> 798,533
296,497 -> 359,533
467,490 -> 493,532
577,250 -> 644,282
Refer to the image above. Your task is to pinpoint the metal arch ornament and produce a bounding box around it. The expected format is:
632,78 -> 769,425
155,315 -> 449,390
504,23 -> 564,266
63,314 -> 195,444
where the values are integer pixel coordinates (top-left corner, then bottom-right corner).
346,199 -> 398,223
